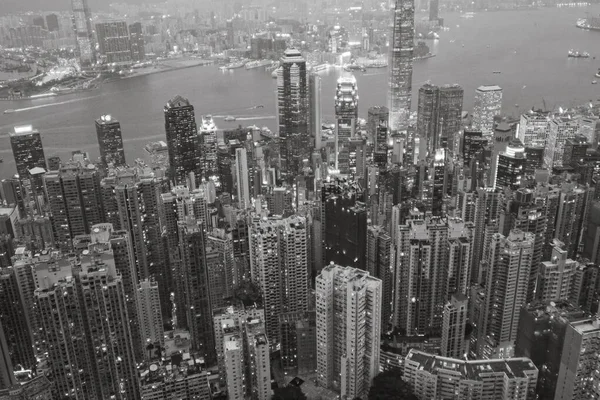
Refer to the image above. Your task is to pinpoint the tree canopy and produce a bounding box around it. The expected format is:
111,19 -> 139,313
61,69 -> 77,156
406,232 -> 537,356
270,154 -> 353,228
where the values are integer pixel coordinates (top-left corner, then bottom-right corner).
368,369 -> 418,400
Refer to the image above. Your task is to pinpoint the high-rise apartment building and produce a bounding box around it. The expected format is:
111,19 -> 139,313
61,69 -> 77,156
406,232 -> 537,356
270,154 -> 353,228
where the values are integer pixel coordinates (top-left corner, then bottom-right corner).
473,85 -> 503,138
366,225 -> 393,327
96,21 -> 132,65
416,83 -> 464,157
404,350 -> 538,400
199,115 -> 218,179
538,240 -> 579,303
95,114 -> 126,168
245,320 -> 271,400
278,48 -> 310,180
394,217 -> 473,335
129,22 -> 145,62
235,148 -> 250,209
554,317 -> 600,399
479,230 -> 534,359
249,216 -> 308,344
554,182 -> 586,258
388,0 -> 415,133
0,321 -> 16,390
136,279 -> 164,353
44,162 -> 104,250
71,0 -> 95,66
309,72 -> 322,150
164,96 -> 202,187
316,264 -> 381,399
35,247 -> 140,399
9,125 -> 46,179
441,293 -> 468,358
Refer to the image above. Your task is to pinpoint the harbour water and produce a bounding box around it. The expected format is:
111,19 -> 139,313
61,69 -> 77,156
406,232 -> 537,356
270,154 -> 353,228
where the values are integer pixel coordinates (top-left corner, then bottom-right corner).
1,5 -> 599,178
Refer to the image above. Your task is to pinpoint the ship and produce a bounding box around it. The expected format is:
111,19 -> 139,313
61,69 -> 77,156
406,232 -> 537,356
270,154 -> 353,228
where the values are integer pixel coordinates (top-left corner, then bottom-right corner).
226,60 -> 247,69
344,64 -> 366,72
310,63 -> 330,73
568,50 -> 590,58
3,109 -> 15,114
224,116 -> 236,122
595,69 -> 600,78
245,60 -> 272,70
576,16 -> 600,31
413,41 -> 436,61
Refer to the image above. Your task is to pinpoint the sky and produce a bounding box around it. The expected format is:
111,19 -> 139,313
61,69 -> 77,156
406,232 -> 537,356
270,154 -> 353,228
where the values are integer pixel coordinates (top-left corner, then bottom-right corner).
0,0 -> 163,13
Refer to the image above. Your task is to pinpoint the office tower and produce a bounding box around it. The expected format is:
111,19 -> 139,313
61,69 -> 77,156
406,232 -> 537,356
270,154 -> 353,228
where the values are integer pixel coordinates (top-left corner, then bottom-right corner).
441,293 -> 468,359
368,106 -> 389,142
46,14 -> 59,32
563,134 -> 589,167
472,85 -> 503,137
554,182 -> 586,258
429,0 -> 439,21
404,350 -> 538,400
515,301 -> 588,400
9,125 -> 46,179
479,230 -> 534,359
224,334 -> 244,399
0,321 -> 16,390
309,73 -> 322,150
235,148 -> 250,209
461,129 -> 485,165
321,180 -> 368,270
136,279 -> 164,353
545,115 -> 580,168
584,201 -> 600,264
95,20 -> 132,65
177,220 -> 215,365
538,240 -> 579,303
431,148 -> 450,216
494,139 -> 525,190
35,248 -> 140,400
129,22 -> 145,62
416,83 -> 464,156
206,228 -> 236,302
518,110 -> 549,148
0,268 -> 35,371
72,0 -> 95,66
44,162 -> 104,251
334,74 -> 359,169
199,115 -> 218,179
388,0 -> 415,133
366,225 -> 393,327
394,217 -> 473,336
164,96 -> 202,187
249,216 -> 308,344
95,114 -> 126,169
278,48 -> 310,180
316,264 -> 381,399
523,146 -> 544,174
554,317 -> 600,399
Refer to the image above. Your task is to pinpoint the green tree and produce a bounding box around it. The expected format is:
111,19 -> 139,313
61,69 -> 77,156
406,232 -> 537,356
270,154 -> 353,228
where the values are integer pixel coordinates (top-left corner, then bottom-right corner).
272,385 -> 307,400
368,369 -> 418,400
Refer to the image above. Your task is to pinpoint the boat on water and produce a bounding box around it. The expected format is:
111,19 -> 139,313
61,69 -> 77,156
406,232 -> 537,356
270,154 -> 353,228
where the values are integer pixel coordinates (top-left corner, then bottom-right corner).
344,64 -> 366,72
593,80 -> 598,85
461,12 -> 475,19
576,17 -> 600,31
595,69 -> 600,78
493,71 -> 501,74
245,60 -> 272,70
226,60 -> 246,69
4,109 -> 15,114
224,116 -> 236,121
568,50 -> 590,58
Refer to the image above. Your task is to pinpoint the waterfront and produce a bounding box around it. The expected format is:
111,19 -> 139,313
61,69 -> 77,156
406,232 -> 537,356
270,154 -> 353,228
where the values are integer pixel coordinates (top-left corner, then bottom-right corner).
0,5 -> 599,178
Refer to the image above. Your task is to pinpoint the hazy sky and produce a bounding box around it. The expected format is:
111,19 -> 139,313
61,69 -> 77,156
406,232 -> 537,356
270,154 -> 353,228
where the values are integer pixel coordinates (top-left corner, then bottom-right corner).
0,0 -> 163,13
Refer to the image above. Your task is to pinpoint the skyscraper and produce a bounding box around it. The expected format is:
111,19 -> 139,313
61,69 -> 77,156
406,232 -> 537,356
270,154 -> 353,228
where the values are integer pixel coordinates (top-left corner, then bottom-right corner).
95,21 -> 132,65
334,74 -> 359,170
538,240 -> 579,303
164,96 -> 202,187
366,225 -> 393,327
278,48 -> 310,180
441,293 -> 468,358
316,264 -> 381,399
472,85 -> 503,138
46,14 -> 60,32
95,114 -> 126,169
0,321 -> 16,390
9,125 -> 46,179
545,115 -> 580,168
494,139 -> 525,190
136,279 -> 164,353
129,22 -> 145,62
235,148 -> 250,209
199,115 -> 218,179
249,216 -> 309,344
479,230 -> 534,359
71,0 -> 95,66
309,72 -> 322,150
416,83 -> 464,157
388,0 -> 415,133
